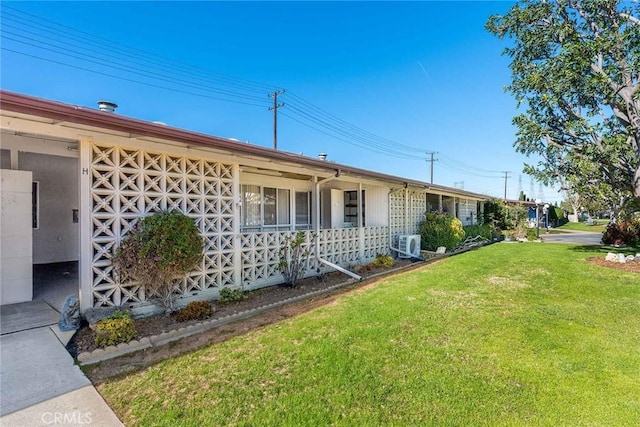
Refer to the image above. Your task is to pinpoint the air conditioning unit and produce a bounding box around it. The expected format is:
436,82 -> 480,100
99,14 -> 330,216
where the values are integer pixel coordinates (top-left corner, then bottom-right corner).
398,234 -> 421,258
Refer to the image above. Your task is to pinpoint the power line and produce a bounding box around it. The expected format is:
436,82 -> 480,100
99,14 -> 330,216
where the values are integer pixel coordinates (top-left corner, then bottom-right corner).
2,6 -> 439,160
0,4 -> 517,180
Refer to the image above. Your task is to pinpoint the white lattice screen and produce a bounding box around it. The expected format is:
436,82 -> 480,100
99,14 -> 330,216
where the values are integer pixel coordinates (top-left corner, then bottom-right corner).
389,189 -> 405,239
409,191 -> 426,234
363,226 -> 390,258
318,228 -> 360,265
90,143 -> 236,307
239,227 -> 388,289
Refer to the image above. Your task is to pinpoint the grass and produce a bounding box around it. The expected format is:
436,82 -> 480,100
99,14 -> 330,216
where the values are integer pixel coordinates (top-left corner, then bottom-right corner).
556,221 -> 607,232
98,243 -> 640,426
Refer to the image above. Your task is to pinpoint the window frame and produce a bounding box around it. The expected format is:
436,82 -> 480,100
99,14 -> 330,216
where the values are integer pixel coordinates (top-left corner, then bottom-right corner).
241,185 -> 310,232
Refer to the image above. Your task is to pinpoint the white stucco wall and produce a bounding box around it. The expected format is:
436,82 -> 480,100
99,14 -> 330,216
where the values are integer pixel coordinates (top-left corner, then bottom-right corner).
1,169 -> 33,304
364,185 -> 389,227
19,153 -> 79,264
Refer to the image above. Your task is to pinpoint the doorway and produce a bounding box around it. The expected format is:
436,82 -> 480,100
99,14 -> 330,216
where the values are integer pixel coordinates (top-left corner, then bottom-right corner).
19,151 -> 80,312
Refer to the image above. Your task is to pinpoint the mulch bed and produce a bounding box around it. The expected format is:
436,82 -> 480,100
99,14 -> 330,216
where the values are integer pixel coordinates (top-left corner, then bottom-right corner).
73,260 -> 415,356
587,257 -> 640,273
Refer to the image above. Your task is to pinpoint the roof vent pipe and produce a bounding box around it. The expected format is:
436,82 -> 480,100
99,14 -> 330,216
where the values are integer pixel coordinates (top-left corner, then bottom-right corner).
318,153 -> 327,161
97,100 -> 118,113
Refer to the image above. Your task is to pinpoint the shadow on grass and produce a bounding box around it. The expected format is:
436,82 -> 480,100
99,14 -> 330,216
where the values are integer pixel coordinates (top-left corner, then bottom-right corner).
570,244 -> 639,255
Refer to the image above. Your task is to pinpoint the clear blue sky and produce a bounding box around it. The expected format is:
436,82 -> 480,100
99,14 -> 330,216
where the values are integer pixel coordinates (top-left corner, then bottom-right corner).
0,1 -> 559,203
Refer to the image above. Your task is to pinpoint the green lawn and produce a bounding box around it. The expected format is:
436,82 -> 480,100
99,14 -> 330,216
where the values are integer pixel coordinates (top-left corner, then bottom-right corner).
556,221 -> 607,232
98,244 -> 640,426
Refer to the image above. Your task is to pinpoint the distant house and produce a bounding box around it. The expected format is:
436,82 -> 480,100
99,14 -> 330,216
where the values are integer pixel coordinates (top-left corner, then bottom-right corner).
0,90 -> 488,314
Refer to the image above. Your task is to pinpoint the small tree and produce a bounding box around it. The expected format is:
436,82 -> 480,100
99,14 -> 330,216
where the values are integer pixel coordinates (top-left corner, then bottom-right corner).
112,210 -> 203,312
278,231 -> 316,288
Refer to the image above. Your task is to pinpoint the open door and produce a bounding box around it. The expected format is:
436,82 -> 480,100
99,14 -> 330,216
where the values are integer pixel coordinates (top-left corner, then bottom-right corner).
0,169 -> 33,305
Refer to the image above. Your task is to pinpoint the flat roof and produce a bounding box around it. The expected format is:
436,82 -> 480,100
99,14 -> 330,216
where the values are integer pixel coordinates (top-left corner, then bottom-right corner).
0,90 -> 489,200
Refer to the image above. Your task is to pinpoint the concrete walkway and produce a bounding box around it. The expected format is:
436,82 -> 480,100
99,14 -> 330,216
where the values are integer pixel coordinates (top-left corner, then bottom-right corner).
0,303 -> 123,426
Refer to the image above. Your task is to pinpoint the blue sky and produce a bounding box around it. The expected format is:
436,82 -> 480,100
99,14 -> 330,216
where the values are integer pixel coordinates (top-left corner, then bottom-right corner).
0,1 -> 559,203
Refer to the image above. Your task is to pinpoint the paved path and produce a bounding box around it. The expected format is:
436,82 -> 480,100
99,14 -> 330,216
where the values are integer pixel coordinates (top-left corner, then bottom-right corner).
542,230 -> 603,245
0,303 -> 123,426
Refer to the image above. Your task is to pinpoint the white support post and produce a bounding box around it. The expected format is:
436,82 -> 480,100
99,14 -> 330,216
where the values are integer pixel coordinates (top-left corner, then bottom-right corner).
232,163 -> 242,289
10,149 -> 18,170
358,182 -> 364,260
313,176 -> 321,258
404,188 -> 409,235
78,137 -> 93,311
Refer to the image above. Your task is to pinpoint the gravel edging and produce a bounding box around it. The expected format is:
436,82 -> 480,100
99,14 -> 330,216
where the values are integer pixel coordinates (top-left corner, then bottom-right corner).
77,244 -> 490,365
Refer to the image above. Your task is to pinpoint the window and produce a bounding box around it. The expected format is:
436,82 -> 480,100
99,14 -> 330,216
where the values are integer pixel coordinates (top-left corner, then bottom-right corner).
241,185 -> 261,230
295,191 -> 311,229
241,185 -> 302,231
344,190 -> 365,227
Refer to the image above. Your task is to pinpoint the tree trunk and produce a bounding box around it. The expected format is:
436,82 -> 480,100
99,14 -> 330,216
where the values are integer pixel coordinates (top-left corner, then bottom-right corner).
634,162 -> 640,201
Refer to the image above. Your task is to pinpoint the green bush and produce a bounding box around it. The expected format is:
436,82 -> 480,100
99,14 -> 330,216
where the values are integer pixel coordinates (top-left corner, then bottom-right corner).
419,212 -> 466,251
94,310 -> 137,347
526,227 -> 539,241
602,218 -> 640,246
175,300 -> 213,322
112,210 -> 203,311
548,206 -> 568,227
371,253 -> 395,268
219,287 -> 247,303
278,231 -> 317,288
482,199 -> 507,231
463,224 -> 493,240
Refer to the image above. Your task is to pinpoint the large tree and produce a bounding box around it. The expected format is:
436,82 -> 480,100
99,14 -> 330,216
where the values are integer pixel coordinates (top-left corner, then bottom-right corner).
486,0 -> 640,205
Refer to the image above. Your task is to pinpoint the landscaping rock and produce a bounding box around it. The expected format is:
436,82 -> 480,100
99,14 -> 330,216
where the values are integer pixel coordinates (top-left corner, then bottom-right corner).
605,252 -> 617,262
617,253 -> 627,263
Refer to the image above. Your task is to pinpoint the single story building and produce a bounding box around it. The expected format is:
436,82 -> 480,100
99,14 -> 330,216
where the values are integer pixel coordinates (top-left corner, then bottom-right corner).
0,90 -> 488,315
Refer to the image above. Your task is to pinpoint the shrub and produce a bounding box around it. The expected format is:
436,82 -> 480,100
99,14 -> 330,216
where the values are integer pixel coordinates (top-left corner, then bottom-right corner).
463,224 -> 492,240
419,212 -> 466,251
219,287 -> 247,303
602,218 -> 640,246
278,231 -> 316,288
508,224 -> 527,241
112,210 -> 203,311
548,206 -> 568,227
94,310 -> 137,347
371,253 -> 394,268
482,199 -> 507,231
175,300 -> 213,322
526,227 -> 539,241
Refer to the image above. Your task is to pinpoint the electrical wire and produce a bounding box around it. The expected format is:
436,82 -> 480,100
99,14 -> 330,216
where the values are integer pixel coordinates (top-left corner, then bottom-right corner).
1,4 -> 509,176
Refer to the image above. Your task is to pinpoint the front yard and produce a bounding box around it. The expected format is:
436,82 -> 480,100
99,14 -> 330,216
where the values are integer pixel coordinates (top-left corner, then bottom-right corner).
97,243 -> 640,426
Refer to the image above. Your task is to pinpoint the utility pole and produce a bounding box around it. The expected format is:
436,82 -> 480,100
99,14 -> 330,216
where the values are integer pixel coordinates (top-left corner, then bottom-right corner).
501,171 -> 512,201
268,89 -> 285,150
426,151 -> 438,184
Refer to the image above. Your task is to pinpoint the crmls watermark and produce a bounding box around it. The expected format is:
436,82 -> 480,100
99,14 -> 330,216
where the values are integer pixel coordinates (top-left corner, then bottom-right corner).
41,411 -> 93,425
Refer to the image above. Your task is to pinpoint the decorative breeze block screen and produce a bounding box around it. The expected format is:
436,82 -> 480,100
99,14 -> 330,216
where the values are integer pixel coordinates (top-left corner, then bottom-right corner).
90,143 -> 235,307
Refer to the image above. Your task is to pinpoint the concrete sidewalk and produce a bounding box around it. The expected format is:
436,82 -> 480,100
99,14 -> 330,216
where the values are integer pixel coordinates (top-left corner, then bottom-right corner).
0,315 -> 123,426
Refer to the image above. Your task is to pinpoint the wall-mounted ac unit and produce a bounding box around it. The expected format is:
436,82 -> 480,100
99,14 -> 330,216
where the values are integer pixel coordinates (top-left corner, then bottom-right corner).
398,234 -> 421,258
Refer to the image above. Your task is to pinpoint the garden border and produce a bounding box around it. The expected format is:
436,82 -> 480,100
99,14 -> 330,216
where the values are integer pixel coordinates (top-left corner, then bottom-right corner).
77,241 -> 492,365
